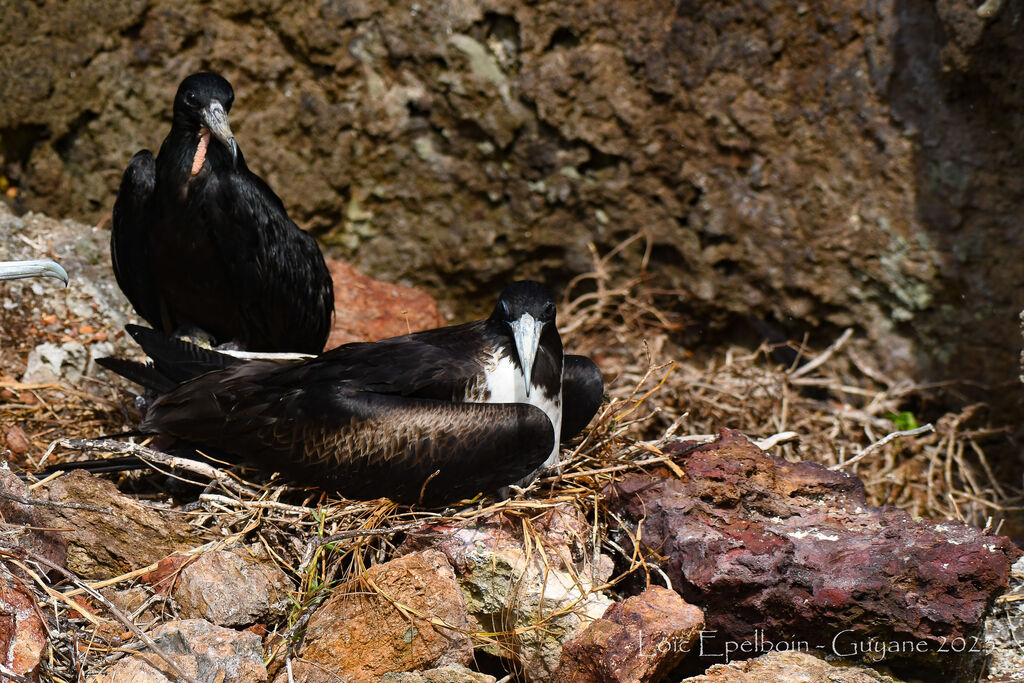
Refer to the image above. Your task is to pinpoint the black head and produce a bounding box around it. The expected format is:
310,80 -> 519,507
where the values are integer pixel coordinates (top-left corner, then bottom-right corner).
173,73 -> 235,123
491,280 -> 557,326
172,73 -> 238,165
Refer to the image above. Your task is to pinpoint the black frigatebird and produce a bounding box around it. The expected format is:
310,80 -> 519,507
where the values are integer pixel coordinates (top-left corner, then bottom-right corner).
90,281 -> 603,505
112,72 -> 333,354
0,259 -> 69,285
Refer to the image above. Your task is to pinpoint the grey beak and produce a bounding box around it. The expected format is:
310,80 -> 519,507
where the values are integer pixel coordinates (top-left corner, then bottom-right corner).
510,313 -> 543,398
0,259 -> 69,286
202,100 -> 238,165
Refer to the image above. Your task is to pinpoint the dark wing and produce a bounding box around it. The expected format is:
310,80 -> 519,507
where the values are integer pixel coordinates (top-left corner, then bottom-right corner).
111,150 -> 162,327
217,164 -> 334,354
142,363 -> 554,505
95,324 -> 245,393
561,354 -> 603,441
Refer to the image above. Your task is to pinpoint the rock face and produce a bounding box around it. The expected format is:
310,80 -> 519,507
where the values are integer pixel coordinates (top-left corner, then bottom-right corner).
606,430 -> 1020,682
326,259 -> 447,348
4,1 -> 1024,405
401,504 -> 615,680
0,574 -> 47,680
36,470 -> 198,579
286,550 -> 473,682
87,618 -> 268,683
681,650 -> 900,683
171,545 -> 293,627
551,586 -> 705,683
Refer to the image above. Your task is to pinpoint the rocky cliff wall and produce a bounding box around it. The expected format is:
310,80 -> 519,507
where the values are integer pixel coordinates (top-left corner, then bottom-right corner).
2,0 -> 1022,408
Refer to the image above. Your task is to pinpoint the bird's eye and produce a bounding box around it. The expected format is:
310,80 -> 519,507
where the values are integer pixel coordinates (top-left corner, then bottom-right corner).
184,91 -> 198,107
542,302 -> 556,320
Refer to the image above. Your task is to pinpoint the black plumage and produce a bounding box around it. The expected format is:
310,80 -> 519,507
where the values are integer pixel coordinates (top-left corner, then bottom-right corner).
95,282 -> 603,505
111,72 -> 333,354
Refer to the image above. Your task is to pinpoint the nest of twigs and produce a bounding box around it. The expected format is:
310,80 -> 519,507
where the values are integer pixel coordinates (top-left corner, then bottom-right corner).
3,234 -> 1020,681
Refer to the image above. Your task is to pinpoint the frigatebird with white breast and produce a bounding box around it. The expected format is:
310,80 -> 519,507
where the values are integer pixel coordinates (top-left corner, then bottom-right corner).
91,281 -> 603,505
111,72 -> 333,354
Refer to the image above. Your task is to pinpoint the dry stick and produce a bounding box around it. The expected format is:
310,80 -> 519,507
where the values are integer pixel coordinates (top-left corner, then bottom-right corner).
12,548 -> 201,683
830,424 -> 935,471
789,328 -> 853,379
51,438 -> 259,498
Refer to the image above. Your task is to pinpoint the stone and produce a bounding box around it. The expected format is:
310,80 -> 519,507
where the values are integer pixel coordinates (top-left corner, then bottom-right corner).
379,664 -> 497,682
680,650 -> 900,682
325,259 -> 446,348
35,470 -> 197,579
88,618 -> 268,683
171,545 -> 292,627
289,550 -> 473,682
551,586 -> 705,683
0,466 -> 67,572
606,430 -> 1019,682
0,574 -> 47,679
984,554 -> 1024,679
401,504 -> 615,680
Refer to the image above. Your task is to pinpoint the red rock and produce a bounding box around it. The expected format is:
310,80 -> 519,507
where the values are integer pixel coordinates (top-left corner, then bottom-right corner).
4,424 -> 30,455
606,429 -> 1020,681
36,470 -> 197,579
290,550 -> 473,682
325,259 -> 445,349
0,575 -> 47,679
0,468 -> 67,573
138,553 -> 194,595
552,586 -> 705,683
681,650 -> 895,682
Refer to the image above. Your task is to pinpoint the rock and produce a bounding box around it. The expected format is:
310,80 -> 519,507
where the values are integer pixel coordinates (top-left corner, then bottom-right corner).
985,554 -> 1024,679
379,664 -> 498,682
9,2 -> 1024,415
551,586 -> 705,683
0,466 -> 67,572
35,470 -> 197,579
680,650 -> 900,682
0,574 -> 47,679
606,430 -> 1019,681
325,259 -> 446,348
401,504 -> 615,680
287,550 -> 472,682
4,424 -> 30,455
22,340 -> 88,384
172,545 -> 292,627
88,618 -> 267,683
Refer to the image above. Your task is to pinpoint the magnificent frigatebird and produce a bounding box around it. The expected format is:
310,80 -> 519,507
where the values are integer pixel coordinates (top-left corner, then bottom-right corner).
0,259 -> 69,285
91,281 -> 603,505
112,72 -> 333,354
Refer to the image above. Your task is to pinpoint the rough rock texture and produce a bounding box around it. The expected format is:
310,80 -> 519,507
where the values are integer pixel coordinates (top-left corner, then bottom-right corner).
401,503 -> 615,680
288,550 -> 473,683
606,430 -> 1020,682
0,467 -> 67,572
327,259 -> 447,348
35,470 -> 198,579
0,574 -> 47,680
87,618 -> 268,683
171,545 -> 292,627
379,665 -> 498,683
680,651 -> 901,682
551,586 -> 705,683
985,555 -> 1024,679
4,1 -> 1024,409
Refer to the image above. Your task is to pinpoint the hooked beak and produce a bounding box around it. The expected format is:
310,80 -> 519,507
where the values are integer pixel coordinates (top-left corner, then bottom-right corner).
202,100 -> 238,165
0,259 -> 69,286
510,313 -> 544,398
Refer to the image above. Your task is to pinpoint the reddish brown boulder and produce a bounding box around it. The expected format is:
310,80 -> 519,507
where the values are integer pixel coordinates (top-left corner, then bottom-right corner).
288,550 -> 473,682
606,430 -> 1020,681
552,586 -> 705,683
0,574 -> 47,679
35,470 -> 197,579
325,259 -> 445,348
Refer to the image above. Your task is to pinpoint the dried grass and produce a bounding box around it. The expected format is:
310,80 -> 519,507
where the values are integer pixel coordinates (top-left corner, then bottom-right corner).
4,233 -> 1019,680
